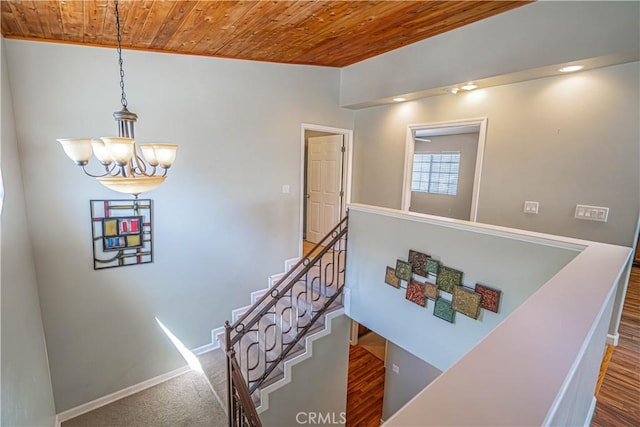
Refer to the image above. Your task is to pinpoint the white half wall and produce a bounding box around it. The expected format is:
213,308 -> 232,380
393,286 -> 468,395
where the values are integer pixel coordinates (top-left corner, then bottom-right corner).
345,204 -> 579,371
345,204 -> 630,426
367,205 -> 630,426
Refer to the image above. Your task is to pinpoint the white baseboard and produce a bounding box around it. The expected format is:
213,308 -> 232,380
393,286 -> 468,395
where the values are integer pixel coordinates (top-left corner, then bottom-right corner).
584,396 -> 597,427
606,333 -> 619,346
55,256 -> 303,424
192,341 -> 218,356
56,365 -> 191,423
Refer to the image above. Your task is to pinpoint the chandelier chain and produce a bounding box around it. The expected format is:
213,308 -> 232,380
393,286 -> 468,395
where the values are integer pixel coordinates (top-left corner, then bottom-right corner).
114,0 -> 128,109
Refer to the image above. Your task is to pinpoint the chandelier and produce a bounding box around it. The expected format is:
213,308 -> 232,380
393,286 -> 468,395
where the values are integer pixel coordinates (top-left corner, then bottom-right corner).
57,0 -> 177,197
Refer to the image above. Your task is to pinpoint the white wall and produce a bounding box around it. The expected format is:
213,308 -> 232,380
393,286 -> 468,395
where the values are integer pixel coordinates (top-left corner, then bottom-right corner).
382,341 -> 441,422
259,314 -> 350,427
346,205 -> 630,426
378,207 -> 630,426
1,39 -> 56,426
351,62 -> 640,248
340,1 -> 640,107
4,39 -> 353,412
345,205 -> 578,371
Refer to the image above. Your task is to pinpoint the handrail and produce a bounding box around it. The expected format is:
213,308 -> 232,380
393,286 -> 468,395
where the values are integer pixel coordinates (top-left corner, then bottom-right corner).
231,215 -> 348,330
225,214 -> 348,426
227,348 -> 262,427
229,220 -> 348,347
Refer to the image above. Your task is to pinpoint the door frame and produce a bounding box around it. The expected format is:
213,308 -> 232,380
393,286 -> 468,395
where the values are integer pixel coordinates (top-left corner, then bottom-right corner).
401,117 -> 488,222
299,123 -> 353,257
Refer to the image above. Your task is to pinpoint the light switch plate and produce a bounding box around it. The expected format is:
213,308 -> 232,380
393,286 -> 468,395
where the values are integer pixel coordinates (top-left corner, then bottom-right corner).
524,201 -> 539,214
575,204 -> 609,222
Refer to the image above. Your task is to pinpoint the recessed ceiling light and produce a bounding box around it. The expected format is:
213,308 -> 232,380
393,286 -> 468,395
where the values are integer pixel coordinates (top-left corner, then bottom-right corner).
393,97 -> 407,102
446,88 -> 459,95
461,83 -> 478,91
559,65 -> 584,73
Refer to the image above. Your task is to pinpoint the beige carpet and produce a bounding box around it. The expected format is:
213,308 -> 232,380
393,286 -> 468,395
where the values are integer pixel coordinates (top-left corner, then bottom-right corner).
62,370 -> 226,427
197,348 -> 228,411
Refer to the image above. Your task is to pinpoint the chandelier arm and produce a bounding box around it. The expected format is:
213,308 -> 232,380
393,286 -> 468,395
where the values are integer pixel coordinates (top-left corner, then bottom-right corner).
131,151 -> 158,177
81,163 -> 118,178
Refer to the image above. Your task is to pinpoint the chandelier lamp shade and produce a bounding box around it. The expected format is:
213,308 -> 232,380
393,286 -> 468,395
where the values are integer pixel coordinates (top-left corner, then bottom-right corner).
57,0 -> 177,197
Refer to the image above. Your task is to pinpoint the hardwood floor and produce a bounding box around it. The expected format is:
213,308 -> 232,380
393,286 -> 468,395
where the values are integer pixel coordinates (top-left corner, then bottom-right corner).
346,344 -> 385,427
592,266 -> 640,426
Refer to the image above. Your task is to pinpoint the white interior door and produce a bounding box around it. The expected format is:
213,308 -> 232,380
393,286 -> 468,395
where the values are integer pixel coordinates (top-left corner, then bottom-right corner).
306,135 -> 343,243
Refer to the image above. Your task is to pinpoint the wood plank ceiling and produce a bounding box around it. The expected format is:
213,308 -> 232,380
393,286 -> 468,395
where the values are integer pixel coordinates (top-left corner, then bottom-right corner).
1,1 -> 531,67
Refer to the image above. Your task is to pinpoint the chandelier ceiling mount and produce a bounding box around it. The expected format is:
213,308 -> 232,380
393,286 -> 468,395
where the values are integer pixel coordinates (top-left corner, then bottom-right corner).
57,0 -> 177,197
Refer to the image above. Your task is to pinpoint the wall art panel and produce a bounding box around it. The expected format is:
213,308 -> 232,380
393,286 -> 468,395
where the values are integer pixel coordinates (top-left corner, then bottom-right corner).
385,266 -> 401,288
436,265 -> 463,293
475,283 -> 502,313
452,285 -> 482,319
90,199 -> 153,270
406,281 -> 427,307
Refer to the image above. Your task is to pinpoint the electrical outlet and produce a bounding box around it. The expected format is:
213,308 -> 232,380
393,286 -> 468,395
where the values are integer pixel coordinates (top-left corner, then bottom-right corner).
392,364 -> 400,374
282,184 -> 290,194
523,201 -> 539,214
574,204 -> 609,222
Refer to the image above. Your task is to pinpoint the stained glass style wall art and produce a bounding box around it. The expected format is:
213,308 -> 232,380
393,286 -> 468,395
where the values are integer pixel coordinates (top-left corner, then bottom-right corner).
395,259 -> 412,281
436,265 -> 463,293
406,281 -> 426,307
452,285 -> 482,319
385,266 -> 401,288
475,283 -> 502,313
434,298 -> 455,323
408,249 -> 429,277
90,199 -> 153,270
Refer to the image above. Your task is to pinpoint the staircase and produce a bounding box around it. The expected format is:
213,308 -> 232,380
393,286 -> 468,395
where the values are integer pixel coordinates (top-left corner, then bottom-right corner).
197,216 -> 348,427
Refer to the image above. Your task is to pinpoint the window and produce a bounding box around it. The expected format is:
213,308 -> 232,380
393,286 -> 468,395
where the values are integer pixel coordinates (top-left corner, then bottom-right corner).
411,152 -> 460,195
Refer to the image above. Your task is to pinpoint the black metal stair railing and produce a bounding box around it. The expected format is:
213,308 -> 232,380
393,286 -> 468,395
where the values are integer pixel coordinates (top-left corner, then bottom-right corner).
224,215 -> 348,427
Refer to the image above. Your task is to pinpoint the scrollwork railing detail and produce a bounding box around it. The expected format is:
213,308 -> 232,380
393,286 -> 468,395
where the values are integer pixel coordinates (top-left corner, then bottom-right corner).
225,215 -> 348,426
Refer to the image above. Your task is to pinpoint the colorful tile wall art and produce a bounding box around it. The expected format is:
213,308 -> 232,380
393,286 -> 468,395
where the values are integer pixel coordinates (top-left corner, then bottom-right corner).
385,266 -> 401,288
395,259 -> 412,282
406,281 -> 426,307
90,199 -> 153,270
425,258 -> 440,275
452,285 -> 482,319
408,250 -> 429,277
434,298 -> 455,323
475,283 -> 502,313
424,281 -> 438,300
382,249 -> 504,324
436,265 -> 463,293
